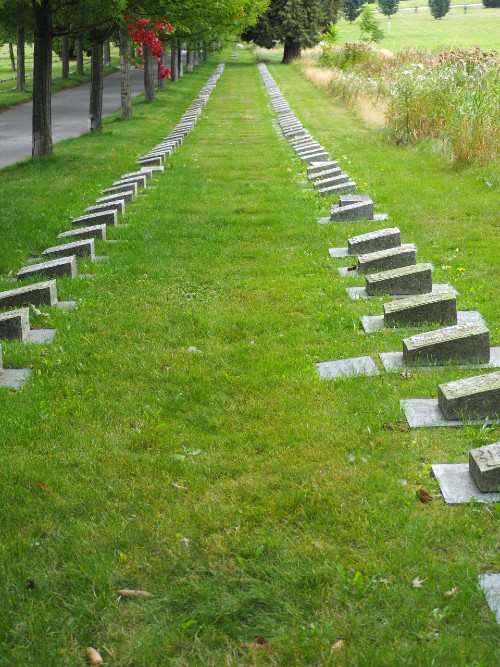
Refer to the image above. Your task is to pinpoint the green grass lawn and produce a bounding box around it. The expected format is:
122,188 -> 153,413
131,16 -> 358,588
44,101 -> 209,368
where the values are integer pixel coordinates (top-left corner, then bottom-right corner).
0,47 -> 498,665
335,5 -> 500,51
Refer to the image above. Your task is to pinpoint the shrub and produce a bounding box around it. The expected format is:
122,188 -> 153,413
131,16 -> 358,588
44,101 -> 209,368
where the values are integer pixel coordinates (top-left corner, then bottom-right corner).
482,0 -> 500,6
428,0 -> 451,19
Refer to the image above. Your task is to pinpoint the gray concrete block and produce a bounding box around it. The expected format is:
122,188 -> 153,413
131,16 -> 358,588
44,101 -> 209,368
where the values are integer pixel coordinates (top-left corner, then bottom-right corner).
121,169 -> 152,181
59,224 -> 107,241
84,201 -> 123,216
401,398 -> 493,428
358,245 -> 416,274
42,238 -> 95,260
309,167 -> 341,181
403,323 -> 490,364
366,263 -> 433,296
114,175 -> 147,189
140,166 -> 164,175
469,443 -> 500,492
102,182 -> 137,197
478,574 -> 500,624
137,156 -> 163,166
0,308 -> 29,340
301,151 -> 330,163
0,366 -> 31,389
17,256 -> 77,281
431,464 -> 500,504
380,346 -> 500,372
438,371 -> 500,420
348,227 -> 401,255
316,356 -> 379,379
307,161 -> 339,177
319,181 -> 357,196
0,281 -> 57,309
314,173 -> 349,189
331,200 -> 374,222
384,291 -> 457,327
96,191 -> 134,204
71,210 -> 118,227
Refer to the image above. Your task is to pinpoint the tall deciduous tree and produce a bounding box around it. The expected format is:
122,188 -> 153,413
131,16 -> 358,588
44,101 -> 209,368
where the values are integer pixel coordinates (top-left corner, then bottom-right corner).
378,0 -> 399,19
243,0 -> 341,64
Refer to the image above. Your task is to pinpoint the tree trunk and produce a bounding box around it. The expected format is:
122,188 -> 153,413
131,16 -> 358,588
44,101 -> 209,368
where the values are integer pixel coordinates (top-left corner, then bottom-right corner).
9,43 -> 16,71
186,48 -> 193,73
89,40 -> 104,131
178,42 -> 184,77
282,37 -> 301,64
61,34 -> 69,78
119,28 -> 132,118
158,47 -> 167,90
32,0 -> 53,157
76,36 -> 84,75
16,27 -> 25,92
193,45 -> 199,67
143,43 -> 155,101
170,37 -> 179,82
104,39 -> 111,67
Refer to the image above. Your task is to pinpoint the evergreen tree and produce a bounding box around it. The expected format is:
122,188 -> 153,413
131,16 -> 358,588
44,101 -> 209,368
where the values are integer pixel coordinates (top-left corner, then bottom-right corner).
243,0 -> 341,63
341,0 -> 364,23
428,0 -> 450,19
378,0 -> 399,18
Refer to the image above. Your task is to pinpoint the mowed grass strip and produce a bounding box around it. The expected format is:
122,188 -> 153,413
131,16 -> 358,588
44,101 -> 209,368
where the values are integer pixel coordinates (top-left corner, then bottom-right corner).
0,49 -> 498,665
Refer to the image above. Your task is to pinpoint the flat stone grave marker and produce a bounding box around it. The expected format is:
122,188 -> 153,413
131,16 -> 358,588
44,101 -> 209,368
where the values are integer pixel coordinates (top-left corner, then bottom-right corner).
380,343 -> 499,373
59,224 -> 107,241
122,170 -> 152,181
102,182 -> 137,197
438,371 -> 500,420
73,210 -> 117,227
347,283 -> 453,301
0,308 -> 55,343
400,398 -> 494,428
137,156 -> 163,167
17,256 -> 77,281
365,263 -> 433,296
42,239 -> 95,260
316,355 -> 379,379
141,166 -> 164,175
0,280 -> 57,308
85,201 -> 124,216
469,443 -> 500,492
114,176 -> 147,189
362,308 -> 485,335
0,344 -> 31,389
402,323 -> 490,364
330,198 -> 374,223
357,245 -> 416,275
96,191 -> 134,205
308,161 -> 340,178
315,173 -> 350,189
384,291 -> 458,328
318,181 -> 357,197
431,464 -> 500,504
345,227 -> 401,256
479,574 -> 500,624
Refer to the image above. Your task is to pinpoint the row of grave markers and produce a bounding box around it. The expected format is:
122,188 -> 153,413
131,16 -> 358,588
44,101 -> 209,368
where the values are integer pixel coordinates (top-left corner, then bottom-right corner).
0,64 -> 225,393
258,63 -> 499,623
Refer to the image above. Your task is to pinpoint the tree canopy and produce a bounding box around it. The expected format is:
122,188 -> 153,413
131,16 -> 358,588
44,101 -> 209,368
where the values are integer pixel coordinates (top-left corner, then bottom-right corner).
243,0 -> 341,63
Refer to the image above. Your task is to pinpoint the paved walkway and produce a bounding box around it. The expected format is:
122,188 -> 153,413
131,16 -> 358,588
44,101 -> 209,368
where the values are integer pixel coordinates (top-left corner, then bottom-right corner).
0,68 -> 145,169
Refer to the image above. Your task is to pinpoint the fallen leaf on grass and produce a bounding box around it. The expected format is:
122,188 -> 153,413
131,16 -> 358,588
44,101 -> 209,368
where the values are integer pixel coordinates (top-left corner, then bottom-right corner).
383,421 -> 409,433
444,587 -> 458,597
331,639 -> 345,652
29,480 -> 55,496
412,577 -> 426,588
416,488 -> 433,503
241,636 -> 272,650
117,589 -> 152,599
86,647 -> 104,665
172,482 -> 188,491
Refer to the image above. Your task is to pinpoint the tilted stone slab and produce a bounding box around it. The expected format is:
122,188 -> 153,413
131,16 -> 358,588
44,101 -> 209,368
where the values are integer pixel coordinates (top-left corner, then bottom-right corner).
96,191 -> 134,205
314,173 -> 347,189
0,281 -> 57,309
140,166 -> 163,175
84,201 -> 123,216
301,152 -> 330,163
319,181 -> 357,196
339,194 -> 372,206
58,224 -> 106,241
348,227 -> 401,255
403,323 -> 490,364
0,308 -> 29,340
137,156 -> 163,166
478,574 -> 500,624
42,238 -> 95,260
307,161 -> 338,177
114,175 -> 147,189
469,443 -> 500,492
366,263 -> 432,296
102,182 -> 138,197
358,246 -> 416,275
331,200 -> 373,222
438,371 -> 500,420
17,256 -> 77,281
311,167 -> 341,182
74,210 -> 117,226
295,143 -> 322,154
122,170 -> 152,181
384,291 -> 457,327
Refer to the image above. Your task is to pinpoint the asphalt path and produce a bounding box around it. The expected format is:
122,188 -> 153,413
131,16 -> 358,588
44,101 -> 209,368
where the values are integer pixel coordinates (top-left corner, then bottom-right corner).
0,68 -> 146,170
